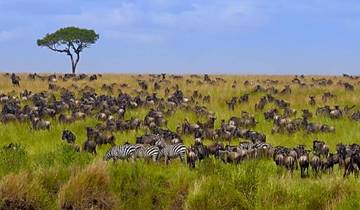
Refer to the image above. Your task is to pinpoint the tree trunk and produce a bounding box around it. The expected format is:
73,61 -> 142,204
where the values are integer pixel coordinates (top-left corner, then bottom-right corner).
68,53 -> 78,74
72,64 -> 76,74
74,52 -> 80,74
69,52 -> 80,74
69,53 -> 75,74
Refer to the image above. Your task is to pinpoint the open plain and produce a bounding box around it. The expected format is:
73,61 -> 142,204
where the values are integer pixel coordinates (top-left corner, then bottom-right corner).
0,73 -> 360,209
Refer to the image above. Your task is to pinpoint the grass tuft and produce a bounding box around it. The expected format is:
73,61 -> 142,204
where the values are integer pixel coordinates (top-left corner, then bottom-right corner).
0,171 -> 50,209
58,161 -> 117,210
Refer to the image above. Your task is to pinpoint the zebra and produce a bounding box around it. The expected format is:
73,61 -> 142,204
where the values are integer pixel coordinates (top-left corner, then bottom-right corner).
158,143 -> 187,165
133,144 -> 160,162
103,144 -> 137,161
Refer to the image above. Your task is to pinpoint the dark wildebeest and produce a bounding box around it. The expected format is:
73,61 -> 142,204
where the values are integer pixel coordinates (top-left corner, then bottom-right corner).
83,139 -> 97,154
298,149 -> 309,178
187,147 -> 198,168
285,155 -> 296,175
62,130 -> 76,144
11,73 -> 20,86
31,118 -> 50,130
321,153 -> 335,174
311,155 -> 321,177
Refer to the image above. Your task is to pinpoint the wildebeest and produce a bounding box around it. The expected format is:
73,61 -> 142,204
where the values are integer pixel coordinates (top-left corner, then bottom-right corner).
187,147 -> 198,168
11,73 -> 20,86
311,155 -> 321,177
313,140 -> 329,158
299,153 -> 309,178
83,139 -> 97,154
62,130 -> 76,144
31,117 -> 50,130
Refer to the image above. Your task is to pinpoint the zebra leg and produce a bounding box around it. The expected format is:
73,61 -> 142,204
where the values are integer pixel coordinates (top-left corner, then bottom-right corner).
179,154 -> 184,163
152,155 -> 157,162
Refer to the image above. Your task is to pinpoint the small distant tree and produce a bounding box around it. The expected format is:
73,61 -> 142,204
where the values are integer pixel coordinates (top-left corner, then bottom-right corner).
37,27 -> 99,74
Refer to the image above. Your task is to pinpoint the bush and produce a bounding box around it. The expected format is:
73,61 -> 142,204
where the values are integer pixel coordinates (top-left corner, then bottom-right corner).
0,172 -> 50,209
58,162 -> 117,210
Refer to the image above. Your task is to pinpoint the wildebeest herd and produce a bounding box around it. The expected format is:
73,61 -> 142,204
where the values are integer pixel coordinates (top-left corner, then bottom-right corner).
1,72 -> 360,178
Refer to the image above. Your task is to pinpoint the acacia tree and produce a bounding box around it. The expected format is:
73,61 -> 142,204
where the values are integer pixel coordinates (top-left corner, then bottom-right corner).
37,27 -> 99,74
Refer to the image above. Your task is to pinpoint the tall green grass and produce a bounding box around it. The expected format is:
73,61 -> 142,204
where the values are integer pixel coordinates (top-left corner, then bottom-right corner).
1,74 -> 360,209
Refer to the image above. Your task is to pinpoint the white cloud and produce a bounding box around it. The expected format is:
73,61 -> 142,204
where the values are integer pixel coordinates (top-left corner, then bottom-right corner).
166,1 -> 262,31
52,0 -> 263,43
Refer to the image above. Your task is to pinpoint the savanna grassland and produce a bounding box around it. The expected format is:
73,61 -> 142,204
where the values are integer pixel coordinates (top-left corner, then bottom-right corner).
1,73 -> 360,210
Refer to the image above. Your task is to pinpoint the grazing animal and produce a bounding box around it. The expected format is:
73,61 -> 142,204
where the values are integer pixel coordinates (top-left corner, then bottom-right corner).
192,142 -> 209,161
311,155 -> 321,177
133,144 -> 160,162
83,140 -> 97,154
187,147 -> 198,168
103,144 -> 137,161
343,152 -> 360,177
274,153 -> 285,166
94,132 -> 115,146
285,155 -> 296,175
299,154 -> 309,178
31,118 -> 50,130
62,130 -> 76,144
322,153 -> 335,173
59,114 -> 74,124
11,73 -> 20,86
157,143 -> 186,165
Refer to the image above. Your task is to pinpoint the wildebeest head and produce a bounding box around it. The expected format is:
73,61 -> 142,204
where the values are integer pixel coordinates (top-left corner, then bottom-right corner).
62,130 -> 76,144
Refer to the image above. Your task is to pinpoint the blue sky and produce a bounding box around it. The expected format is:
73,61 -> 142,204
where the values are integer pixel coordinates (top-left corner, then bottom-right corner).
0,0 -> 360,74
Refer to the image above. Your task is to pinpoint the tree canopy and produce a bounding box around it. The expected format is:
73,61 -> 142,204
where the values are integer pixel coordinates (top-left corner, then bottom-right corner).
37,27 -> 99,74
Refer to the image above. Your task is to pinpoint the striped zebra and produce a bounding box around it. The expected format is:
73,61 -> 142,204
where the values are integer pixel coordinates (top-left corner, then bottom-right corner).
104,144 -> 137,161
158,143 -> 186,165
133,144 -> 160,162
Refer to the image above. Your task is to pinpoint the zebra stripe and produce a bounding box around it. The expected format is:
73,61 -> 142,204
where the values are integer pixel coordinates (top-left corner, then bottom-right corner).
104,144 -> 137,161
134,144 -> 160,162
159,143 -> 186,164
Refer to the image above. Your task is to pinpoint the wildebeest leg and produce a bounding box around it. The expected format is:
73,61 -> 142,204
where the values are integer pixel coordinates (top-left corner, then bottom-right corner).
343,164 -> 351,178
165,156 -> 169,165
354,165 -> 359,178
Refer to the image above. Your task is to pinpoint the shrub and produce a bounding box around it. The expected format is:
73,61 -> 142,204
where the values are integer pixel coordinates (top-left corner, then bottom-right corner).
58,162 -> 117,210
0,172 -> 50,209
